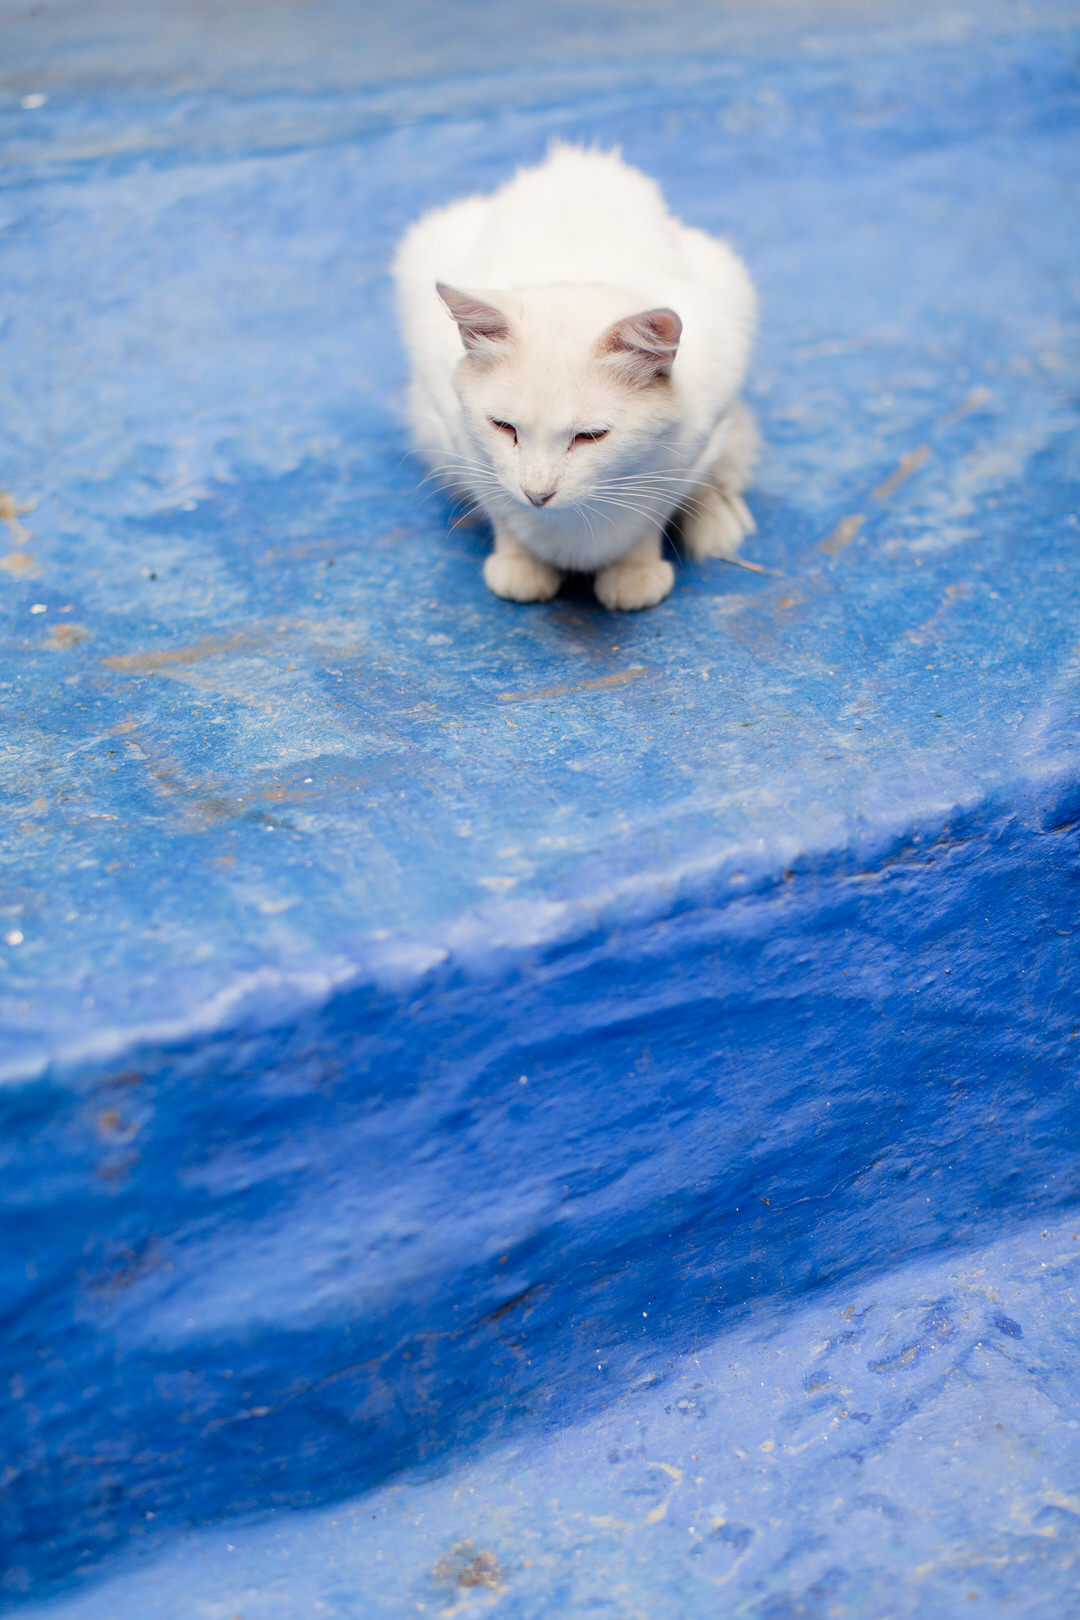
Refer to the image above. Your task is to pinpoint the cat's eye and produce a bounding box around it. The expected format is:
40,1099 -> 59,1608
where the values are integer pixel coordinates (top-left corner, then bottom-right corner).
572,429 -> 610,446
488,418 -> 518,444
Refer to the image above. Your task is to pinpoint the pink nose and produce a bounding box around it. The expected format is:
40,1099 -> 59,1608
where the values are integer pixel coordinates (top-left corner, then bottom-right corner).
524,487 -> 556,507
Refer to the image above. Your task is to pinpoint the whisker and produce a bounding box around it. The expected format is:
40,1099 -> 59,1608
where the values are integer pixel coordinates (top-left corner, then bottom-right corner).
419,464 -> 503,488
417,481 -> 502,514
420,450 -> 495,469
448,495 -> 493,532
595,481 -> 683,504
600,485 -> 716,523
598,478 -> 708,506
422,472 -> 499,488
601,470 -> 727,490
591,489 -> 674,515
415,456 -> 502,489
596,482 -> 768,568
604,477 -> 704,492
581,501 -> 625,535
591,501 -> 671,526
588,495 -> 674,528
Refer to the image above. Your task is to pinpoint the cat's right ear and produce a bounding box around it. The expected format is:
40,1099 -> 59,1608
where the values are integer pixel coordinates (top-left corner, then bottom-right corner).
436,283 -> 513,357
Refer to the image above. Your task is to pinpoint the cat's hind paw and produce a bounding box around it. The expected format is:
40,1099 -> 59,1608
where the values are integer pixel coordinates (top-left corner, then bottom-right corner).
483,549 -> 561,603
594,556 -> 674,612
681,489 -> 756,561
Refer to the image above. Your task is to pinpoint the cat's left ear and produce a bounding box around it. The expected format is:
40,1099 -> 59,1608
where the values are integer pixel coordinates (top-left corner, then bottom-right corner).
597,307 -> 682,387
436,282 -> 514,358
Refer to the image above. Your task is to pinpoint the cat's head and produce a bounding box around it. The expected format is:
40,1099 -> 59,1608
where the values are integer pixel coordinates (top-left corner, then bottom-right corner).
437,281 -> 682,510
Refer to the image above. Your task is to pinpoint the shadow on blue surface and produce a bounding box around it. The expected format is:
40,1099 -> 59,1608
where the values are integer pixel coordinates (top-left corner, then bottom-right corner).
23,1210 -> 1080,1619
4,793 -> 1079,1602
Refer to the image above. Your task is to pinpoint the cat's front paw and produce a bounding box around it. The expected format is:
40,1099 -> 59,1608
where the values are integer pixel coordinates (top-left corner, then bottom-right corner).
594,557 -> 675,612
483,549 -> 561,603
681,490 -> 755,560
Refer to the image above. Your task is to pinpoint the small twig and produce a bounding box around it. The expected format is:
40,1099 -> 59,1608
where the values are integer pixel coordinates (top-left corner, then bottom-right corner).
718,553 -> 777,576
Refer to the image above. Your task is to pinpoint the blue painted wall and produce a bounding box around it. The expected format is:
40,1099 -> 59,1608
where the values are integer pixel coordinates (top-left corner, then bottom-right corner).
1,0 -> 1078,1606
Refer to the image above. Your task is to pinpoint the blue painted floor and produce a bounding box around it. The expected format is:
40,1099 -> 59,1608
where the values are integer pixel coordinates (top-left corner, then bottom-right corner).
23,1213 -> 1080,1618
2,1 -> 1079,1614
1,0 -> 1078,1084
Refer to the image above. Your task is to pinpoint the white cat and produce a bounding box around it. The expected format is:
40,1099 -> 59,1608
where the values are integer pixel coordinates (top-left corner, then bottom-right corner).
393,143 -> 758,611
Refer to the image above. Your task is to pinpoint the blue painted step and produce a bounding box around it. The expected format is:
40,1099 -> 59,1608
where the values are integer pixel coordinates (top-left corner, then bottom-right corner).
1,0 -> 1078,1611
16,1213 -> 1080,1618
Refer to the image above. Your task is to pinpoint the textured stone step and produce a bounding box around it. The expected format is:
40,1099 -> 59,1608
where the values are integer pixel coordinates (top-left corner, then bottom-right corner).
16,1214 -> 1080,1618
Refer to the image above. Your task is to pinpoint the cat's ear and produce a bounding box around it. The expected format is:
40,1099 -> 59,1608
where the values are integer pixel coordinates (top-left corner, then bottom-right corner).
436,282 -> 514,357
597,307 -> 683,386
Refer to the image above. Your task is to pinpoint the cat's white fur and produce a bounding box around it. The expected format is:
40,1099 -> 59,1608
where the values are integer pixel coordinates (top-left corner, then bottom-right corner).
394,143 -> 758,610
